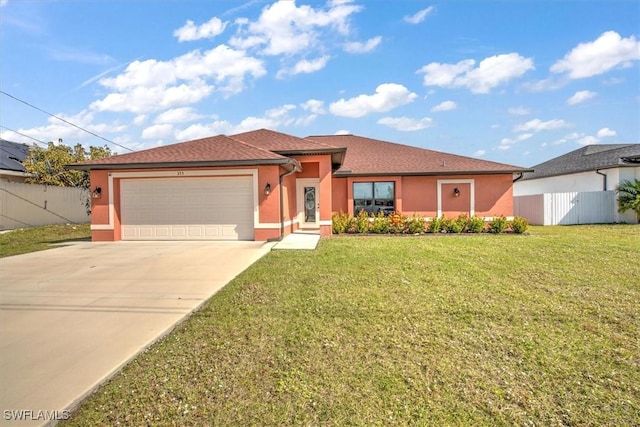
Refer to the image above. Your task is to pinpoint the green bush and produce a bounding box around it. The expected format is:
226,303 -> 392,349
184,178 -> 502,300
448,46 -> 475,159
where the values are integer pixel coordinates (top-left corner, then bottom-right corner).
332,211 -> 350,234
440,216 -> 455,233
353,210 -> 370,233
510,216 -> 529,234
428,216 -> 443,233
370,212 -> 390,234
448,214 -> 468,233
406,215 -> 426,234
467,216 -> 485,233
488,215 -> 508,234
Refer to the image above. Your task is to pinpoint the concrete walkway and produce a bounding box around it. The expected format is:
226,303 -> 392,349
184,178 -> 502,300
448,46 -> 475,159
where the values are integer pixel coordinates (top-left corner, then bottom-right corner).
272,231 -> 320,250
0,241 -> 273,427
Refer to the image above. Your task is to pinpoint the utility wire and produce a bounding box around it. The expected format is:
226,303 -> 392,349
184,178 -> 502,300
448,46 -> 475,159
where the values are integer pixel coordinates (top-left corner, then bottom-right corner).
0,90 -> 134,152
0,125 -> 48,146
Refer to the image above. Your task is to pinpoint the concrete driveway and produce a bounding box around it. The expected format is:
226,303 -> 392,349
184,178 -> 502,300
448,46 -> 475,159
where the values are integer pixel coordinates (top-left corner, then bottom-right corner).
0,240 -> 273,426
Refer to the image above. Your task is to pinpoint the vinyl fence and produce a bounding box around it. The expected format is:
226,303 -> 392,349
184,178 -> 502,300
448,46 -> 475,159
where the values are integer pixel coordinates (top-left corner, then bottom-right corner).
0,181 -> 90,230
514,191 -> 618,225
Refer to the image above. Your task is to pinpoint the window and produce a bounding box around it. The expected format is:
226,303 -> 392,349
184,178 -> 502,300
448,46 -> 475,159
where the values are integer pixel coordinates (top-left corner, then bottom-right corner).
353,181 -> 395,214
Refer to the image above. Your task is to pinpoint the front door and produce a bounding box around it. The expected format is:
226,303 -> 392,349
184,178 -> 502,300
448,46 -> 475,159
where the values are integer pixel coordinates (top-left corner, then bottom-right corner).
296,179 -> 319,228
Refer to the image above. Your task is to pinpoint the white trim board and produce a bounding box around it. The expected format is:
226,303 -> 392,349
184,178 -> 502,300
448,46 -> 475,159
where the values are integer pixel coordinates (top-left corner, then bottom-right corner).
437,179 -> 475,217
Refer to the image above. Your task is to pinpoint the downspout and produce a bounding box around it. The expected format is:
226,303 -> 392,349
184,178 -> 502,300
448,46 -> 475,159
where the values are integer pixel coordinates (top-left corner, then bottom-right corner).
595,169 -> 607,191
278,166 -> 298,240
513,172 -> 524,183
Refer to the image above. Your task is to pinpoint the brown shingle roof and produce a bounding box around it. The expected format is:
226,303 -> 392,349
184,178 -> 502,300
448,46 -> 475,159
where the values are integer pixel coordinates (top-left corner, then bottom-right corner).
231,129 -> 339,153
70,135 -> 291,170
307,135 -> 528,175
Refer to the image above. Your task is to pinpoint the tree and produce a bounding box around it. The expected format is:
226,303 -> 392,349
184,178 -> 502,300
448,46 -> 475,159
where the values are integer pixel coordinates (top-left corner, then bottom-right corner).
23,141 -> 112,188
615,179 -> 640,222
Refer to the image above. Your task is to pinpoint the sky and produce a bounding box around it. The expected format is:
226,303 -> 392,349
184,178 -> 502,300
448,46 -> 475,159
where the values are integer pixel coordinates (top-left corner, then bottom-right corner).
0,0 -> 639,167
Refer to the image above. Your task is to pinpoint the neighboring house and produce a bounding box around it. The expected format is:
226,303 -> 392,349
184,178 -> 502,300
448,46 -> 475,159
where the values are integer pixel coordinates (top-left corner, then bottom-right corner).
0,139 -> 32,182
514,144 -> 640,224
69,129 -> 529,242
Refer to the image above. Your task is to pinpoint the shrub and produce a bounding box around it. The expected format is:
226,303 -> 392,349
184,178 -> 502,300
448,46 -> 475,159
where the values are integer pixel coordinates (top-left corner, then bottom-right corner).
406,215 -> 426,234
510,216 -> 529,234
370,211 -> 390,234
388,212 -> 406,234
353,210 -> 370,234
467,216 -> 485,233
488,215 -> 508,234
332,211 -> 350,234
440,216 -> 454,233
427,216 -> 443,233
449,214 -> 468,233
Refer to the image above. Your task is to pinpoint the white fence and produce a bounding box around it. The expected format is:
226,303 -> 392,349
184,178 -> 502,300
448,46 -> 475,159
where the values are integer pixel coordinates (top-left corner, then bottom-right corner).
0,181 -> 90,230
513,191 -> 621,225
514,191 -> 620,225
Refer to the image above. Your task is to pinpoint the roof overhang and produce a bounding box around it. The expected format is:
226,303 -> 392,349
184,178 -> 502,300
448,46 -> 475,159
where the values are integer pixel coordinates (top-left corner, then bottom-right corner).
66,158 -> 298,172
520,164 -> 636,181
333,169 -> 533,177
0,169 -> 33,178
273,147 -> 347,168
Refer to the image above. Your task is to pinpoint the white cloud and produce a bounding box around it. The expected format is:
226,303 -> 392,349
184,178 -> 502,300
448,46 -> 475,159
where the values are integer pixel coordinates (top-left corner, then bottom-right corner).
334,129 -> 351,135
551,31 -> 640,79
231,0 -> 363,56
377,116 -> 434,131
155,107 -> 203,124
508,106 -> 531,116
142,123 -> 174,139
418,53 -> 534,93
174,17 -> 228,42
474,149 -> 486,156
300,99 -> 325,114
430,100 -> 457,112
175,121 -> 234,141
567,90 -> 597,105
343,36 -> 382,53
277,55 -> 330,78
403,6 -> 435,24
329,83 -> 417,118
133,114 -> 148,126
90,45 -> 265,113
499,132 -> 534,150
577,135 -> 599,146
514,118 -> 570,133
0,1 -> 7,8
596,127 -> 616,138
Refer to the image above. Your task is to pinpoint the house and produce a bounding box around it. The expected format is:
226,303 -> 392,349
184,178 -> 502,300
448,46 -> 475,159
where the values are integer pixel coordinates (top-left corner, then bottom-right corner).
69,129 -> 529,241
514,144 -> 640,224
0,139 -> 32,182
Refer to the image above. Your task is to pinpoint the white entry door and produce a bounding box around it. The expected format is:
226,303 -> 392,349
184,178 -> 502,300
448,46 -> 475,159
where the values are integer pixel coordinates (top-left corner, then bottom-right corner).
296,179 -> 319,229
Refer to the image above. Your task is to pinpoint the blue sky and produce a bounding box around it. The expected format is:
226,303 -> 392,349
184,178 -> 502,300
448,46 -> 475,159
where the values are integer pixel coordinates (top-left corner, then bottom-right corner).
1,0 -> 638,167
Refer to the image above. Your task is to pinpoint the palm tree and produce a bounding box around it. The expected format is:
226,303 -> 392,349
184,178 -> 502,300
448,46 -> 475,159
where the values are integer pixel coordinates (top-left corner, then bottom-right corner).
615,179 -> 640,222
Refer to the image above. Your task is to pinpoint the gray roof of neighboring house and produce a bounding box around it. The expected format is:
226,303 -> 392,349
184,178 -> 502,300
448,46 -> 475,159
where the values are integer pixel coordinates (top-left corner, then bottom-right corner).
521,144 -> 640,181
0,139 -> 30,173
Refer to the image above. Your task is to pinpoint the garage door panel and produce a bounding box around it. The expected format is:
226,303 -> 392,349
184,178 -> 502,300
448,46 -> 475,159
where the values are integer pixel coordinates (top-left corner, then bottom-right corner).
121,176 -> 254,241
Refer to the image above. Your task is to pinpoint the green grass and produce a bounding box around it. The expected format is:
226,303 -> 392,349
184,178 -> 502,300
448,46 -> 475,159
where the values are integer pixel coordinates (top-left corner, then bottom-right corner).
64,225 -> 639,426
0,223 -> 90,258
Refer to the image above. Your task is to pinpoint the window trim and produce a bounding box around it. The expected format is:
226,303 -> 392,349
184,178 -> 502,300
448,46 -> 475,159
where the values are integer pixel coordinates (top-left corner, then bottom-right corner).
353,181 -> 395,214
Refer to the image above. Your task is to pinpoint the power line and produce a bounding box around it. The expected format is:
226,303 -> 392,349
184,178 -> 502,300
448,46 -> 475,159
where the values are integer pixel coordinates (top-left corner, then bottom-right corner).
0,125 -> 48,146
0,90 -> 134,152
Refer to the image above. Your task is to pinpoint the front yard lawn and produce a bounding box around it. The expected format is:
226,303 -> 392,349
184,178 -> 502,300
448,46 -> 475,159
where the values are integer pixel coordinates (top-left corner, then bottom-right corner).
65,225 -> 639,426
0,224 -> 90,258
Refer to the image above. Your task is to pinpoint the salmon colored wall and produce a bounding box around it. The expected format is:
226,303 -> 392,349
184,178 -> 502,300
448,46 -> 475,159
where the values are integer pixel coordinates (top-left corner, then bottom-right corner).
89,170 -> 112,241
331,178 -> 348,213
257,165 -> 281,225
283,172 -> 297,234
297,162 -> 319,179
291,155 -> 333,237
441,183 -> 471,217
331,174 -> 514,218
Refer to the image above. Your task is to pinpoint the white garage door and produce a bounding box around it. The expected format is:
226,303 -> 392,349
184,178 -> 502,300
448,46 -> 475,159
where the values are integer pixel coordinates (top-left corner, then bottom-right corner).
121,176 -> 254,240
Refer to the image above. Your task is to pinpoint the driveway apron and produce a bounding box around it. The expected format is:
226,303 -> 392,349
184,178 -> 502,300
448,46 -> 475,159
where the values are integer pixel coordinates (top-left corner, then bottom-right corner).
0,241 -> 273,426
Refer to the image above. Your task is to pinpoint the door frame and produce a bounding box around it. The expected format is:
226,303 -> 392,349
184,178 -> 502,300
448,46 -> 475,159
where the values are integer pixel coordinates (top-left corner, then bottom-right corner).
296,178 -> 320,229
437,179 -> 475,217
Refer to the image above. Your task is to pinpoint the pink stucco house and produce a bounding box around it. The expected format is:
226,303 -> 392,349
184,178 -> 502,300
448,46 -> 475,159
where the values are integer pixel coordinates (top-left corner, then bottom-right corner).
69,129 -> 528,241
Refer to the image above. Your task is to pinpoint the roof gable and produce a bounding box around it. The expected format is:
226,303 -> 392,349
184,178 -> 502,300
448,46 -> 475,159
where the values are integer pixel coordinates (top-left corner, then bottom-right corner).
71,135 -> 289,170
231,128 -> 338,152
307,135 -> 526,175
522,144 -> 640,180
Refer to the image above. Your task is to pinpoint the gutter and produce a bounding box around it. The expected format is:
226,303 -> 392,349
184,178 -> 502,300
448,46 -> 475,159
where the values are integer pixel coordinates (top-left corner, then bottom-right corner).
595,169 -> 607,191
512,172 -> 525,183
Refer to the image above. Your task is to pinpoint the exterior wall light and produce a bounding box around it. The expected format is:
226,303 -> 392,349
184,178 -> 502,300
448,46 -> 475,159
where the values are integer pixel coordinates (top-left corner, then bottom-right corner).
91,186 -> 102,199
264,183 -> 271,195
453,187 -> 460,197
